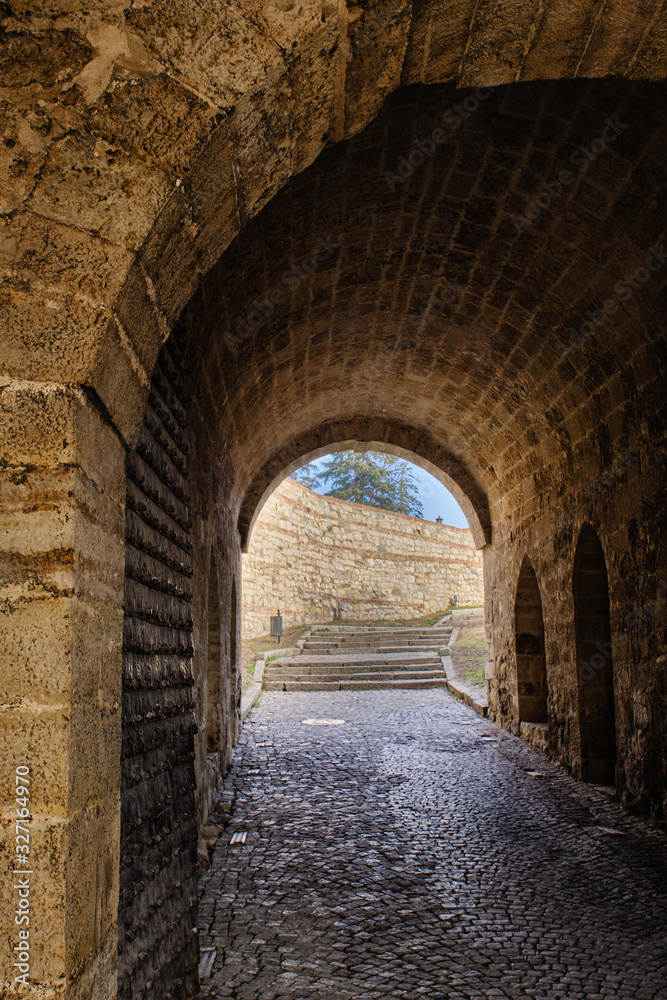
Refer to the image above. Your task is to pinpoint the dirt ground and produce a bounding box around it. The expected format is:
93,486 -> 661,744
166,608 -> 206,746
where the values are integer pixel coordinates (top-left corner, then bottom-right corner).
448,624 -> 489,694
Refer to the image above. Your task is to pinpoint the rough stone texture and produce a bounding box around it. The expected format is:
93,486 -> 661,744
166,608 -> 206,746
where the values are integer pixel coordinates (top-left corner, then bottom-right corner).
0,373 -> 125,998
242,477 -> 483,637
2,1 -> 666,439
118,331 -> 199,1000
199,689 -> 667,998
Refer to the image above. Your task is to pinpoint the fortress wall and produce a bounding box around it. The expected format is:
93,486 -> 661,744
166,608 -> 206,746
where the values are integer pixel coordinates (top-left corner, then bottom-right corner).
242,478 -> 484,637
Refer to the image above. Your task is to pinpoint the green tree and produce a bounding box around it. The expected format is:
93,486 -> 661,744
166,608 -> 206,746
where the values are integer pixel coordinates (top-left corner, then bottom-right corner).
290,463 -> 320,488
291,451 -> 423,517
388,459 -> 424,517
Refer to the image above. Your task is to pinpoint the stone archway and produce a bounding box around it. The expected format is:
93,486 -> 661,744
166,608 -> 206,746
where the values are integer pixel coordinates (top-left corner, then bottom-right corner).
240,431 -> 491,552
514,555 -> 548,724
573,524 -> 616,787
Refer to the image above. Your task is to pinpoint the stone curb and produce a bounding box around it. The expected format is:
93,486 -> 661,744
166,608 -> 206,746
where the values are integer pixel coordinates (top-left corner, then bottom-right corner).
242,646 -> 304,719
445,678 -> 488,717
443,625 -> 488,717
241,682 -> 262,720
433,613 -> 453,627
296,626 -> 315,649
241,653 -> 269,720
264,646 -> 301,662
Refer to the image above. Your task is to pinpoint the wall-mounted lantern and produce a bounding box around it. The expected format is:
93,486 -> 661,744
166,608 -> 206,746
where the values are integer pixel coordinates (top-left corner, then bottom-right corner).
435,515 -> 443,524
270,610 -> 283,643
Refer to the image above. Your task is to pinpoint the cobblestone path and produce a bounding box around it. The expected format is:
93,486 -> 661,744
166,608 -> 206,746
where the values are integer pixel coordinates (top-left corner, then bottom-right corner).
199,691 -> 667,999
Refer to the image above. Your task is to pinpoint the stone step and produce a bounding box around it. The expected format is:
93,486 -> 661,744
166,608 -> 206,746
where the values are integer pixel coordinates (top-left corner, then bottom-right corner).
304,636 -> 448,644
308,625 -> 452,639
264,677 -> 449,692
310,631 -> 452,639
265,669 -> 445,683
341,678 -> 448,690
263,679 -> 341,691
301,644 -> 445,655
265,660 -> 442,676
274,652 -> 440,670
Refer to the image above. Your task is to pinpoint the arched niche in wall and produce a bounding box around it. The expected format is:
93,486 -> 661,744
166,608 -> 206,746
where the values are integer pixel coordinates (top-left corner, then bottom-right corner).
514,555 -> 549,724
573,524 -> 617,786
207,554 -> 222,755
229,576 -> 239,759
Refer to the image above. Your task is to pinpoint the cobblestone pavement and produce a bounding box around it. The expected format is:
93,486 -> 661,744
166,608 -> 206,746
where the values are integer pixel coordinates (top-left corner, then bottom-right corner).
199,691 -> 667,999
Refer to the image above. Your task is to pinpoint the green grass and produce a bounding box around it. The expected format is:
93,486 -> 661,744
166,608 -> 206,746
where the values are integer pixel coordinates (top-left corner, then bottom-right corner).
462,664 -> 486,686
449,630 -> 488,691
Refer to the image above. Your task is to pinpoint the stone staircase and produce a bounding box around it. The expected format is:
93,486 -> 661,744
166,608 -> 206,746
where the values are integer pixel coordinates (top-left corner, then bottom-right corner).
262,624 -> 452,691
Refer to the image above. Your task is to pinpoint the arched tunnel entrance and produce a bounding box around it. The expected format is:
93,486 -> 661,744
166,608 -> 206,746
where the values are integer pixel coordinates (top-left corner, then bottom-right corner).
2,3 -> 667,986
241,449 -> 485,637
113,74 -> 667,998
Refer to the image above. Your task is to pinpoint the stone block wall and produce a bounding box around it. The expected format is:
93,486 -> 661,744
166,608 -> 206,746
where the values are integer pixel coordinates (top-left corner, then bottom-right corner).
242,479 -> 484,637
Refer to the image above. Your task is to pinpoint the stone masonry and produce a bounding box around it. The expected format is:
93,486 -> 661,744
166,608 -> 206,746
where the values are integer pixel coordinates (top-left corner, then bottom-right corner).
1,2 -> 667,996
242,478 -> 483,637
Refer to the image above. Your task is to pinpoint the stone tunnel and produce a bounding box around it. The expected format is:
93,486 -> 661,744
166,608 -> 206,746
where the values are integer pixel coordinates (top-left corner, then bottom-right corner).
1,0 -> 666,997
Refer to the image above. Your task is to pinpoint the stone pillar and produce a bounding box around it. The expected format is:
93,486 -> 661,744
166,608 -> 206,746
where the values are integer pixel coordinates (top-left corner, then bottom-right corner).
0,381 -> 125,998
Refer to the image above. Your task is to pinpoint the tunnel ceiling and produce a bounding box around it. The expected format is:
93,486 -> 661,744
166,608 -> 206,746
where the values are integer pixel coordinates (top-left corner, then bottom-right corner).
179,77 -> 667,532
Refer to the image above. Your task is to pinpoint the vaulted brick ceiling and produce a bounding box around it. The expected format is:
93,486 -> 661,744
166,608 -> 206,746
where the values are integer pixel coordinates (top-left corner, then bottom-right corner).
179,78 -> 667,541
3,2 -> 667,452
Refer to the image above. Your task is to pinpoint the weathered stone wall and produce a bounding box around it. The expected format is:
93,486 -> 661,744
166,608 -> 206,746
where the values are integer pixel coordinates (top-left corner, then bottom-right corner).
242,478 -> 483,636
118,331 -> 242,1000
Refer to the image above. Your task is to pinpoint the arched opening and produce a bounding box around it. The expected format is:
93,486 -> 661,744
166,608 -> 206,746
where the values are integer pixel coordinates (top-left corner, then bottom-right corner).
240,433 -> 491,553
206,555 -> 222,753
242,449 -> 484,637
229,577 -> 239,757
2,0 -> 667,987
573,525 -> 617,786
514,556 -> 548,724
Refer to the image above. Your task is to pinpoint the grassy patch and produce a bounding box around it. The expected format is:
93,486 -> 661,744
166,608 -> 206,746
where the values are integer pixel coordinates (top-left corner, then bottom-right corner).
242,621 -> 310,688
449,627 -> 488,692
462,663 -> 486,686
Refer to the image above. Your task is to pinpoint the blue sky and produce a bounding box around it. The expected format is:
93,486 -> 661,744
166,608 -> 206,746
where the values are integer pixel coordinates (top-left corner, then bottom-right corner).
293,454 -> 469,529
